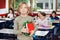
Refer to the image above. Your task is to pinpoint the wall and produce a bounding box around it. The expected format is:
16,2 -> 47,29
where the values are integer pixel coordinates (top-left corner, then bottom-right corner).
0,0 -> 8,15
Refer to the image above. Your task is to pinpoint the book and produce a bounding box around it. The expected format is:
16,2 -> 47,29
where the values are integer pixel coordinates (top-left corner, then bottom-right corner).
26,22 -> 34,33
23,21 -> 34,36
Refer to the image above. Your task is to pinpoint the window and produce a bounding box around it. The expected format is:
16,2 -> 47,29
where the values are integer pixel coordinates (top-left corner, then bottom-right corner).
45,3 -> 48,9
58,3 -> 60,9
56,0 -> 60,11
37,3 -> 43,9
51,3 -> 53,9
32,0 -> 53,11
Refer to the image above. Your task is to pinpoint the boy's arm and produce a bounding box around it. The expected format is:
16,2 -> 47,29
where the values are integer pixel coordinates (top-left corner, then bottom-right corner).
14,19 -> 19,35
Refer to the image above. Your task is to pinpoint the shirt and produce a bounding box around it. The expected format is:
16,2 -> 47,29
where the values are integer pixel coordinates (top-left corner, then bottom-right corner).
35,17 -> 49,27
50,16 -> 59,20
7,13 -> 14,19
14,15 -> 34,34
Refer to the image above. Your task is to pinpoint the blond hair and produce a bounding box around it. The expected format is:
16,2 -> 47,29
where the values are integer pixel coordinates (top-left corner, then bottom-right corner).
17,2 -> 30,13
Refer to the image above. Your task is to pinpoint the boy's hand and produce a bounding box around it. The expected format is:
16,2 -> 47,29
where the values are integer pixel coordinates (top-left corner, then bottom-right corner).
29,30 -> 34,36
21,27 -> 29,33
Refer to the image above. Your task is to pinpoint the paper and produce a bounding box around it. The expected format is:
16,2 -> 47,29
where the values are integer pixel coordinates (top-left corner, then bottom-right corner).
4,18 -> 12,20
35,31 -> 49,36
0,21 -> 5,22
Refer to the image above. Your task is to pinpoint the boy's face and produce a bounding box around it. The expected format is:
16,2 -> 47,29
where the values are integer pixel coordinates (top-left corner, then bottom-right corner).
52,13 -> 55,17
20,4 -> 28,15
38,13 -> 43,17
9,10 -> 12,13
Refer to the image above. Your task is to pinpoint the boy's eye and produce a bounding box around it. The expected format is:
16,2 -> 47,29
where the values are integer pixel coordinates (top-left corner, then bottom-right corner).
20,7 -> 27,9
23,7 -> 28,9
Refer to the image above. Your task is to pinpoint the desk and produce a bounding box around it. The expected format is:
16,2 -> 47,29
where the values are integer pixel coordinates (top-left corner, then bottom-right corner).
0,29 -> 17,39
33,26 -> 55,40
0,20 -> 6,29
5,19 -> 14,29
37,26 -> 55,30
0,18 -> 13,21
4,18 -> 13,21
35,31 -> 49,36
0,29 -> 14,34
52,23 -> 60,36
33,31 -> 49,40
0,18 -> 14,29
52,20 -> 60,23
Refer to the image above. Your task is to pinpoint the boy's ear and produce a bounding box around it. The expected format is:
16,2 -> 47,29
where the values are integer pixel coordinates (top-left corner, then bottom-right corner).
28,7 -> 31,13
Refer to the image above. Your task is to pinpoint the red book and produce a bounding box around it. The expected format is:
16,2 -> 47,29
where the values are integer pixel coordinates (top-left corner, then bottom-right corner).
27,22 -> 34,33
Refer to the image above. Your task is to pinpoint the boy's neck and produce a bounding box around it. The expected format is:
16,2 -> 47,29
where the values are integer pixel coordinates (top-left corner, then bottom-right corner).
21,14 -> 28,17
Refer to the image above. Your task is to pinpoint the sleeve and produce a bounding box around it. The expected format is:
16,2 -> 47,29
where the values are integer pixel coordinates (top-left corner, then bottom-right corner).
56,17 -> 59,20
35,20 -> 39,25
31,17 -> 37,33
30,17 -> 39,25
13,19 -> 19,35
29,17 -> 37,36
7,14 -> 10,17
